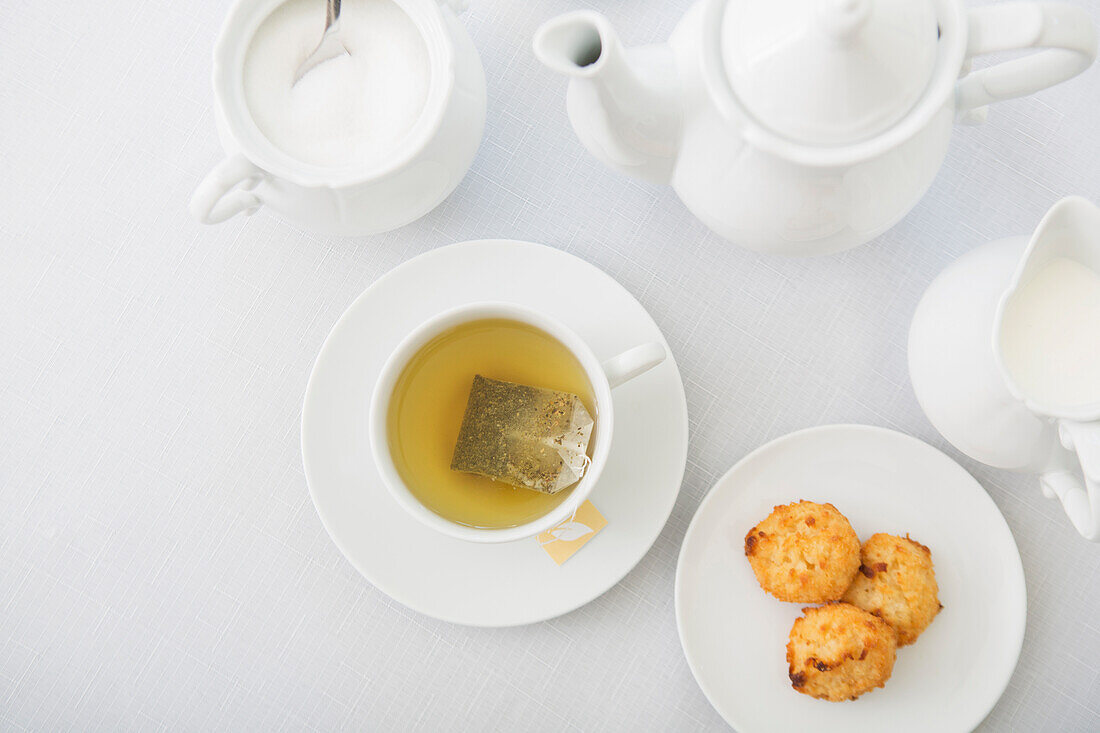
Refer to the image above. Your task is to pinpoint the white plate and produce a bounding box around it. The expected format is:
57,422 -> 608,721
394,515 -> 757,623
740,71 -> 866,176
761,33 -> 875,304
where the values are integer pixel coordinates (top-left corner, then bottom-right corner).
302,240 -> 688,626
675,425 -> 1026,733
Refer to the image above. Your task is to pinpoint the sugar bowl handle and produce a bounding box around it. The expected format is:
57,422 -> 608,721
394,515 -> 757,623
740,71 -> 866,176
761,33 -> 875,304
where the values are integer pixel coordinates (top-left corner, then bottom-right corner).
1040,420 -> 1100,541
190,154 -> 266,225
602,342 -> 666,389
957,2 -> 1096,117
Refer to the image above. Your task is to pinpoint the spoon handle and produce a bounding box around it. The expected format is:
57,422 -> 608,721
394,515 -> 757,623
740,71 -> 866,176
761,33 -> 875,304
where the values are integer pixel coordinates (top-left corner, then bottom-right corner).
326,0 -> 342,28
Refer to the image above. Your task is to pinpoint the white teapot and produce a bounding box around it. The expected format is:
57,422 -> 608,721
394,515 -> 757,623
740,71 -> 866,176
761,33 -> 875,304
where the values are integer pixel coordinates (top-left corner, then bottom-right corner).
534,0 -> 1096,256
909,197 -> 1100,541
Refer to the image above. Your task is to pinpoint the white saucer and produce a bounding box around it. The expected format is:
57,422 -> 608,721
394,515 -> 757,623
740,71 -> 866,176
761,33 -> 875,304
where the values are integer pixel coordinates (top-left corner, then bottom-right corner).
675,425 -> 1026,733
302,240 -> 688,627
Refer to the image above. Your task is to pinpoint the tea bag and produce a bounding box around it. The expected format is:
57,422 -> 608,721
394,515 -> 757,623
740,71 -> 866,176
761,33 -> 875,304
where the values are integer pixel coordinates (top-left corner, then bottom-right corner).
451,375 -> 594,494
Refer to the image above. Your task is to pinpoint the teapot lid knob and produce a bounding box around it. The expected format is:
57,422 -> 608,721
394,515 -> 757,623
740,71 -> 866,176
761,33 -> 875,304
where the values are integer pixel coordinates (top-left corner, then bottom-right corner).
817,0 -> 870,39
718,0 -> 939,146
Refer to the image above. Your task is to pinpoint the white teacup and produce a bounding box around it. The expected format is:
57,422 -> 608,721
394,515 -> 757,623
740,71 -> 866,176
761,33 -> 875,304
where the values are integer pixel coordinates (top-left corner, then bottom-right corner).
369,302 -> 666,543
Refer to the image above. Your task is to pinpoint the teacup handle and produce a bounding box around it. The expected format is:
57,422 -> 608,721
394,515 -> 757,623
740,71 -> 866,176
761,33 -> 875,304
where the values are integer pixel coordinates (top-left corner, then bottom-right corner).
602,342 -> 666,389
956,2 -> 1097,120
1039,420 -> 1100,541
190,154 -> 266,225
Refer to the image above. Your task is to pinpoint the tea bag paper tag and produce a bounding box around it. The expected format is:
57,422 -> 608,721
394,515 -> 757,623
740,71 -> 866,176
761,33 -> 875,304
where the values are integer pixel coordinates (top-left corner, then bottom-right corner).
546,400 -> 593,492
536,501 -> 607,565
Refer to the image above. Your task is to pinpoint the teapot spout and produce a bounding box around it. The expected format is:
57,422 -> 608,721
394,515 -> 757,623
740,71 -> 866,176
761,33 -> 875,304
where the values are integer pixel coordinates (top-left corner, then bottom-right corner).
534,11 -> 681,184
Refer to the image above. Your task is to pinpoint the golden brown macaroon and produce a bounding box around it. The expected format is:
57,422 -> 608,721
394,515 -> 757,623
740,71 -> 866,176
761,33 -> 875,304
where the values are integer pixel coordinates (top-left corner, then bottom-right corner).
744,501 -> 861,603
842,533 -> 941,645
786,602 -> 897,702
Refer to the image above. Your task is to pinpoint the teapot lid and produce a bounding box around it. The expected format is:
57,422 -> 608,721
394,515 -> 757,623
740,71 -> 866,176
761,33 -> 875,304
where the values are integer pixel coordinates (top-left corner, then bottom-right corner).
718,0 -> 939,146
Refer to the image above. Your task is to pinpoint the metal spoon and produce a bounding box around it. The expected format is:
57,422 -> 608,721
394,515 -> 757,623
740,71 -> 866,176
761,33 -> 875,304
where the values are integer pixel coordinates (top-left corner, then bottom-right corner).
294,0 -> 349,84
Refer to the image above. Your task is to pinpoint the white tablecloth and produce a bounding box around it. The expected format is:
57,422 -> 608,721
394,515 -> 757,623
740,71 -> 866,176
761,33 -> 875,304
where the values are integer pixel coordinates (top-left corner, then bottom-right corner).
3,0 -> 1100,729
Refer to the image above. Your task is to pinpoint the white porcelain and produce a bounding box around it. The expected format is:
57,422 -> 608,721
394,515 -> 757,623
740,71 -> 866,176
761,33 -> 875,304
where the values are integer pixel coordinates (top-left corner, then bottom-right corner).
676,425 -> 1026,733
369,301 -> 666,544
534,0 -> 1096,255
720,0 -> 939,146
301,239 -> 688,626
909,196 -> 1100,541
190,0 -> 485,236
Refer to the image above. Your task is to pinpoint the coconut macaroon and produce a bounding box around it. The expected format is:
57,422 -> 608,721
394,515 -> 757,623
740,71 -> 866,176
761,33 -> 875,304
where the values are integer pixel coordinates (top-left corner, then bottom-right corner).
842,533 -> 941,646
787,603 -> 897,702
744,501 -> 861,603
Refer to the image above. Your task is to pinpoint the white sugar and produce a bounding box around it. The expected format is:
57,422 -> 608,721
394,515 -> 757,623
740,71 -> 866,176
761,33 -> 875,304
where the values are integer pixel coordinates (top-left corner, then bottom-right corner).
243,0 -> 431,169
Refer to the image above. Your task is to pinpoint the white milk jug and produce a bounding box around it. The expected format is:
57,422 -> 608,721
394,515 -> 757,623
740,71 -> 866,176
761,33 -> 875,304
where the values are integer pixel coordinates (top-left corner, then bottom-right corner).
909,197 -> 1100,540
190,0 -> 485,236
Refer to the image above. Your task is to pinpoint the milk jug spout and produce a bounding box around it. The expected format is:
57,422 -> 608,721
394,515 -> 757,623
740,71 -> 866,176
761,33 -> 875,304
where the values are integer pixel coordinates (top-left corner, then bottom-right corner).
1011,196 -> 1100,287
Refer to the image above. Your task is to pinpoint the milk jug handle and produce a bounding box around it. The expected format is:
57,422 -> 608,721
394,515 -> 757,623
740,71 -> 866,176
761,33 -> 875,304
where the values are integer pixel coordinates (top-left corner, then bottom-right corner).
1041,420 -> 1100,541
957,2 -> 1097,114
189,154 -> 265,225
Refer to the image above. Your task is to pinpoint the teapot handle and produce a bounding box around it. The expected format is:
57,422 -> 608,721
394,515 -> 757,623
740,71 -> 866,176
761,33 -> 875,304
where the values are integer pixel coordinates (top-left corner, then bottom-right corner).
189,154 -> 266,225
957,2 -> 1097,118
1039,420 -> 1100,541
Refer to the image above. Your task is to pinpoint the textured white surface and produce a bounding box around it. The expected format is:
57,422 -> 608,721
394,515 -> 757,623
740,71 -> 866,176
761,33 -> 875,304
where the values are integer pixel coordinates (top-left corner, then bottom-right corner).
2,0 -> 1100,730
